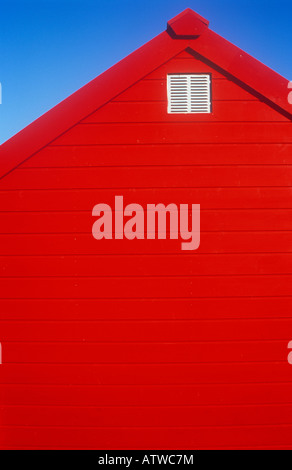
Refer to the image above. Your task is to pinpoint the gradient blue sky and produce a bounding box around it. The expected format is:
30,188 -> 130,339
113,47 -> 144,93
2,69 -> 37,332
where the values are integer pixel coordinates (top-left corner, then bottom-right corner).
0,0 -> 291,144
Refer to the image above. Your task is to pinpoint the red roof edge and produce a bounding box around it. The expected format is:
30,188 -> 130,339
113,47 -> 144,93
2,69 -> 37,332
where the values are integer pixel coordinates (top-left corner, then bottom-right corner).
167,8 -> 209,38
187,26 -> 292,120
0,32 -> 188,180
0,8 -> 291,181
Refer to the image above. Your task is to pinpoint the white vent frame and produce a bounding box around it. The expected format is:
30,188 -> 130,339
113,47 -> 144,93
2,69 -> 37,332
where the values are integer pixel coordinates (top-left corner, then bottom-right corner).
167,74 -> 211,114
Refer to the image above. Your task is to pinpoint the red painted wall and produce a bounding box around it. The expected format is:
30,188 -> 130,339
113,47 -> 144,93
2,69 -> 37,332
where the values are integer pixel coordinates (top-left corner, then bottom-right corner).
0,49 -> 292,449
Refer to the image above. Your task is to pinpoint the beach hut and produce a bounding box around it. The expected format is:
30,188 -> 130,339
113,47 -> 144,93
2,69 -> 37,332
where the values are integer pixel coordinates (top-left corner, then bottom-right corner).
0,8 -> 292,449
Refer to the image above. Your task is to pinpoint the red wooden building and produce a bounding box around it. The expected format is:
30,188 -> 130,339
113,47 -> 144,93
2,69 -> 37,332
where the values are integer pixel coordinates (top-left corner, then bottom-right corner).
0,8 -> 292,449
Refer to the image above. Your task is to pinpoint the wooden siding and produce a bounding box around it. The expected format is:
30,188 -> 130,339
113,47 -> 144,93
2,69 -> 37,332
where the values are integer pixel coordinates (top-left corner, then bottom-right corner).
0,50 -> 292,449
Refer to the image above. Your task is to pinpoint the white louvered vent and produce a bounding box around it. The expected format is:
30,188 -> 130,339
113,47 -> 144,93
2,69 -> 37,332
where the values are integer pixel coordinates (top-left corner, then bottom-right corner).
167,74 -> 211,114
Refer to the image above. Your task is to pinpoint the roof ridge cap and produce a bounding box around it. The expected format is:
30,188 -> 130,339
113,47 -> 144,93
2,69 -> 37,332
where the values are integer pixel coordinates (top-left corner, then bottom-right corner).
167,8 -> 209,38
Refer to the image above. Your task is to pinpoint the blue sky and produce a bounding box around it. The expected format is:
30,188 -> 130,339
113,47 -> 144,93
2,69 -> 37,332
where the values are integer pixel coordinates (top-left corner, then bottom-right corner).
0,0 -> 291,144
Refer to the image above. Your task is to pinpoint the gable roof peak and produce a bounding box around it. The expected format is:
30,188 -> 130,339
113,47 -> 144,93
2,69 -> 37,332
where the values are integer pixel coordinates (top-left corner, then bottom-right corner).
0,8 -> 290,182
167,8 -> 209,38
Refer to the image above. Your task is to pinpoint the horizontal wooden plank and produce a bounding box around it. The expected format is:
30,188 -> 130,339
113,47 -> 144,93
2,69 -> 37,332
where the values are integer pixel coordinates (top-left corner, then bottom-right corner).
1,165 -> 292,190
1,425 -> 292,449
1,209 -> 292,234
113,78 -> 256,101
53,122 -> 292,146
83,101 -> 289,123
0,232 -> 291,255
0,363 -> 290,385
1,253 -> 291,277
1,382 -> 291,407
21,144 -> 292,168
0,296 -> 291,321
0,318 -> 291,341
2,340 -> 287,364
1,424 -> 292,449
1,188 -> 291,211
2,403 -> 292,428
0,275 -> 291,299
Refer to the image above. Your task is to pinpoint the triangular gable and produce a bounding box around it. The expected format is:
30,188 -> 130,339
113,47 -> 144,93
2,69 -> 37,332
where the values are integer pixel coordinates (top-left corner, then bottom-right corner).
0,8 -> 291,180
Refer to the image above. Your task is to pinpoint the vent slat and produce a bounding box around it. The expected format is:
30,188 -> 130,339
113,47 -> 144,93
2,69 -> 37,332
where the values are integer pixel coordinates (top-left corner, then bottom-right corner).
167,74 -> 211,114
